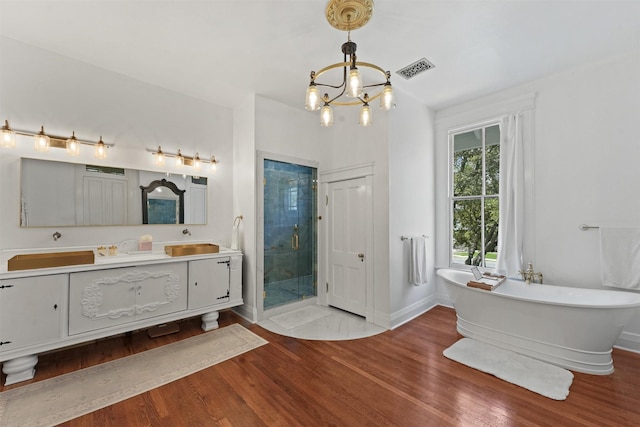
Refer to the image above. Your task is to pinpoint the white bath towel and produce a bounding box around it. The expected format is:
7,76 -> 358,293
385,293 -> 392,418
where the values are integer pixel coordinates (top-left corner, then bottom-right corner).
410,236 -> 428,286
599,227 -> 640,289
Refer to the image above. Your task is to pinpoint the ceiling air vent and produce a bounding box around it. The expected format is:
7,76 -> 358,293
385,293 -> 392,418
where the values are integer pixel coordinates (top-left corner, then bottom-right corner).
396,57 -> 435,80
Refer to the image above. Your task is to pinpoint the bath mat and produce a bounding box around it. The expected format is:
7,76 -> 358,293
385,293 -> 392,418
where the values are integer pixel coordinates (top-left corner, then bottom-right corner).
0,323 -> 267,427
443,338 -> 573,400
268,305 -> 332,329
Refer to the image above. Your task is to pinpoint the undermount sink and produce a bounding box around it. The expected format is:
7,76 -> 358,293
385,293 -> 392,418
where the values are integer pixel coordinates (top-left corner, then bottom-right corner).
8,250 -> 95,271
164,243 -> 219,257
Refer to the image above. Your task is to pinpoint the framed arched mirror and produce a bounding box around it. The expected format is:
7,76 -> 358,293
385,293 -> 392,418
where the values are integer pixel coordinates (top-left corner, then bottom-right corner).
141,179 -> 185,224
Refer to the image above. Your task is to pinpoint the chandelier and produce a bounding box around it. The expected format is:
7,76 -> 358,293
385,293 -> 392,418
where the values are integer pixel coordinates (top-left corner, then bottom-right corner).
305,0 -> 393,127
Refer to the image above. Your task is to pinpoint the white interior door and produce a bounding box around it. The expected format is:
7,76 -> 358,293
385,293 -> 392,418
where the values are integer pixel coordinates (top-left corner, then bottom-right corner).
327,177 -> 367,316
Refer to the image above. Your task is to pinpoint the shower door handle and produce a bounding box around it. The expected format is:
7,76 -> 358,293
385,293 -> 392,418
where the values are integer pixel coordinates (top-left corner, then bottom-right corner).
291,234 -> 299,251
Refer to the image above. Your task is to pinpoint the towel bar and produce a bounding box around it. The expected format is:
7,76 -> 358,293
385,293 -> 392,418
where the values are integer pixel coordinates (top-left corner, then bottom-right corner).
401,235 -> 428,241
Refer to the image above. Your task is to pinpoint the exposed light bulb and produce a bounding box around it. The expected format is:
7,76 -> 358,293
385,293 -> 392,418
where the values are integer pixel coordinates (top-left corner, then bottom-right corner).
154,146 -> 165,166
34,125 -> 50,152
380,83 -> 394,111
1,120 -> 16,148
359,102 -> 372,127
347,67 -> 363,98
320,104 -> 334,127
305,84 -> 320,111
193,152 -> 201,170
94,136 -> 107,159
175,149 -> 184,167
66,131 -> 80,156
210,156 -> 217,172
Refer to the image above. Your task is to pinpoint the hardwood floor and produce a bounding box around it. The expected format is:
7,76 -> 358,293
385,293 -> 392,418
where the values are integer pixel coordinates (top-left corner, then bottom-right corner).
3,306 -> 640,426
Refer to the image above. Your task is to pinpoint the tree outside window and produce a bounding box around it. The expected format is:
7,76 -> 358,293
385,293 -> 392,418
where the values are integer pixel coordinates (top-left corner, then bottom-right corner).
451,124 -> 500,267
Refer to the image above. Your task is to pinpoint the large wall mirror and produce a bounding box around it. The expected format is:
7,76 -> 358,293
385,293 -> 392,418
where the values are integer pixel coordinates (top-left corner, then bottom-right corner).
20,158 -> 207,227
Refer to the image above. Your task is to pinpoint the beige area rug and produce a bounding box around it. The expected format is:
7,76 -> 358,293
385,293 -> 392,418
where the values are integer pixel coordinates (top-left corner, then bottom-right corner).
0,323 -> 268,427
443,338 -> 573,400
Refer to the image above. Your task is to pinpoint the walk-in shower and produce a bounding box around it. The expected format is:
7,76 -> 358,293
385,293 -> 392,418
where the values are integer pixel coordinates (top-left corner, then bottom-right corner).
263,159 -> 317,310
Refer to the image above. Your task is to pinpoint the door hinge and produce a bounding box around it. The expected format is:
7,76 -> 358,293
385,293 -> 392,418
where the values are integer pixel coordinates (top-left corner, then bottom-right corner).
325,195 -> 328,206
263,290 -> 266,299
263,178 -> 267,186
326,282 -> 329,293
217,289 -> 230,300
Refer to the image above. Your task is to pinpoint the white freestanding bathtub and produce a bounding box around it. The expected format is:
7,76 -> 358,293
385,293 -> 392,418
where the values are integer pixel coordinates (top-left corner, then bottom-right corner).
437,268 -> 640,374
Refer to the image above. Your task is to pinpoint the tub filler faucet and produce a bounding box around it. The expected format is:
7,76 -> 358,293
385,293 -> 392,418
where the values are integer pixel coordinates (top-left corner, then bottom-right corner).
519,262 -> 543,284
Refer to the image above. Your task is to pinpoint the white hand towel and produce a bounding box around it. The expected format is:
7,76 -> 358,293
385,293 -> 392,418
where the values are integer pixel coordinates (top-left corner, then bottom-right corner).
599,227 -> 640,289
410,236 -> 428,286
230,225 -> 239,250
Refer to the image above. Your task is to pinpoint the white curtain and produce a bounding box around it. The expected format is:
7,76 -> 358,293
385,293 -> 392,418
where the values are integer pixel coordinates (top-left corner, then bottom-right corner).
495,113 -> 524,277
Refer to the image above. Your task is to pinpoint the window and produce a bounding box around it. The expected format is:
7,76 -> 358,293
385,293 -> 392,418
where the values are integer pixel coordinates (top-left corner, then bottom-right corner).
450,123 -> 500,268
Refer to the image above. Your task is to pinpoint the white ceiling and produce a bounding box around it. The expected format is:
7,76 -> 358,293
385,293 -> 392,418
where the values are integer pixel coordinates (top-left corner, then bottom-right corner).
1,0 -> 639,111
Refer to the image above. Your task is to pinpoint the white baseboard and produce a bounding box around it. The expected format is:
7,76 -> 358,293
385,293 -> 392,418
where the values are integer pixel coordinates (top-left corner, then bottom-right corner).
232,304 -> 258,324
389,295 -> 438,330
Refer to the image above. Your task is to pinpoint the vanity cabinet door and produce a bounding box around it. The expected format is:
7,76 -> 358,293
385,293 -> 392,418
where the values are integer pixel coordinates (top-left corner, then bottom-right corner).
69,263 -> 188,335
0,274 -> 66,352
188,258 -> 230,309
135,262 -> 188,322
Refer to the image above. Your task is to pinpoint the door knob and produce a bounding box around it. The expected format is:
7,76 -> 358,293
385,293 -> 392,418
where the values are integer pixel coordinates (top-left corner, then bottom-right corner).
357,253 -> 365,261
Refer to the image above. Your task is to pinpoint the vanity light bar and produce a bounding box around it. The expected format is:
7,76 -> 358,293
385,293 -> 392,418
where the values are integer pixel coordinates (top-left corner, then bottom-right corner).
148,146 -> 218,171
1,119 -> 113,159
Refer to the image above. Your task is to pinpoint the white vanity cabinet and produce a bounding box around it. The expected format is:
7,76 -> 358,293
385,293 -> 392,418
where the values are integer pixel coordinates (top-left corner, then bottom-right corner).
0,274 -> 66,352
0,250 -> 243,385
69,262 -> 188,335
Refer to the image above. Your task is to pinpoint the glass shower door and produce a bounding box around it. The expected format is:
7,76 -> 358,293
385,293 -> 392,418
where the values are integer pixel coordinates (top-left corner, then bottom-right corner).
263,159 -> 317,310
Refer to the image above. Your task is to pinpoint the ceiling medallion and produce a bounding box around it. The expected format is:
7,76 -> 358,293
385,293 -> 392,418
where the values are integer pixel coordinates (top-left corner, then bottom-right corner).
325,0 -> 374,31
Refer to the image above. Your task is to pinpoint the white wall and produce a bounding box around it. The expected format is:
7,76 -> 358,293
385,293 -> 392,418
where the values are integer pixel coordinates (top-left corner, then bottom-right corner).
434,50 -> 640,349
388,91 -> 436,328
0,37 -> 234,254
232,95 -> 257,321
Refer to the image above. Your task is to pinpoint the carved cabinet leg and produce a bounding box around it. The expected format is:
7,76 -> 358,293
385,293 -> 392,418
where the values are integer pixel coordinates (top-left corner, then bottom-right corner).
3,354 -> 38,385
201,311 -> 220,331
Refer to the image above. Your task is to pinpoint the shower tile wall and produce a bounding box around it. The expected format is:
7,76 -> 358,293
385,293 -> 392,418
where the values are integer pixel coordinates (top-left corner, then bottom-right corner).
264,160 -> 317,309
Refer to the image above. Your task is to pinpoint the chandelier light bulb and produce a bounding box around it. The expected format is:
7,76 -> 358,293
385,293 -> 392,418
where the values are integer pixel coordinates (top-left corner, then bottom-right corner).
1,120 -> 16,148
34,125 -> 50,152
320,104 -> 334,127
305,84 -> 320,111
347,67 -> 363,98
66,131 -> 80,156
380,84 -> 394,111
359,102 -> 372,127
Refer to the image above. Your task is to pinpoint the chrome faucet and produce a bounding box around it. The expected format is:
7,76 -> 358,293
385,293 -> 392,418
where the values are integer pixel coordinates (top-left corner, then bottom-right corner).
519,262 -> 543,284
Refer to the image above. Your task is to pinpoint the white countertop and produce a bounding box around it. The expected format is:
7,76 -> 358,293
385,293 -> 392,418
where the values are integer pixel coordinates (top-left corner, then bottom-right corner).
0,244 -> 242,279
